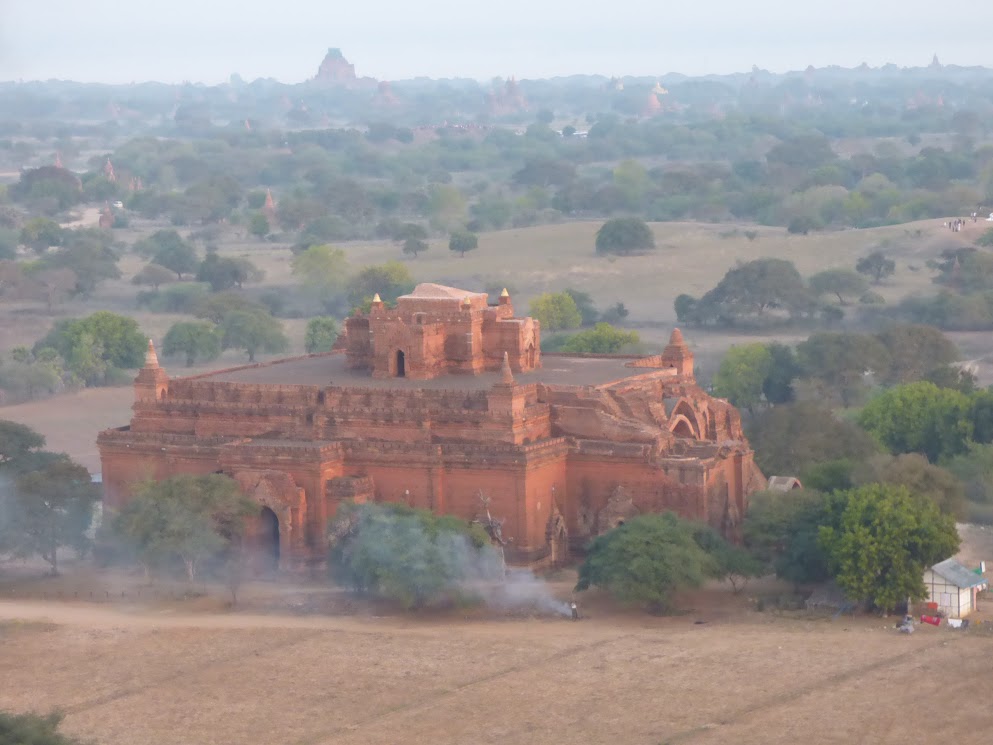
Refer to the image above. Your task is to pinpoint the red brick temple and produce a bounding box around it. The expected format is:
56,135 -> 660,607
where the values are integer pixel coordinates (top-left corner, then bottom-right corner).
98,284 -> 763,569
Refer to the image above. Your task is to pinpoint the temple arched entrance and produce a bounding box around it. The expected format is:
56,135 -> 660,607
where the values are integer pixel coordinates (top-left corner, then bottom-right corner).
526,343 -> 536,369
396,350 -> 406,377
259,506 -> 280,571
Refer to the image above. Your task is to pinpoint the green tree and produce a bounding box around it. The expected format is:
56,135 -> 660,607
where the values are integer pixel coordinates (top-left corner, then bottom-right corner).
819,484 -> 959,612
290,244 -> 349,306
743,488 -> 831,586
348,261 -> 415,309
248,212 -> 270,239
34,311 -> 146,386
809,268 -> 869,305
564,288 -> 599,326
595,217 -> 655,256
856,251 -> 896,284
0,711 -> 89,745
448,230 -> 478,258
19,217 -> 64,253
196,253 -> 263,291
220,310 -> 289,362
328,502 -> 496,609
712,344 -> 774,412
193,292 -> 269,324
854,453 -> 966,518
304,316 -> 340,353
575,513 -> 719,613
131,263 -> 176,291
115,474 -> 257,582
858,382 -> 973,463
1,455 -> 98,574
762,342 -> 800,404
749,401 -> 880,476
875,324 -> 959,386
162,321 -> 221,367
559,323 -> 640,354
402,237 -> 428,258
529,292 -> 583,331
0,419 -> 46,466
688,258 -> 813,326
970,389 -> 993,444
796,331 -> 890,406
152,238 -> 199,279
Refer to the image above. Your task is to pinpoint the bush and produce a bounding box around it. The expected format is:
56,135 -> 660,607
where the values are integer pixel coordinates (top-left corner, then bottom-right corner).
328,502 -> 498,609
595,217 -> 655,256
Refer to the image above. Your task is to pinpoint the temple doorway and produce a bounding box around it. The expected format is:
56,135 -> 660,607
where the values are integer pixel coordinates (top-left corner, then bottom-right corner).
526,344 -> 536,368
259,506 -> 280,571
396,350 -> 406,377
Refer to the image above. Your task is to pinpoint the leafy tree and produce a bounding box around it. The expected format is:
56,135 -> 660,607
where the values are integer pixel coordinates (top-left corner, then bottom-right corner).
712,344 -> 774,412
512,158 -> 576,188
220,310 -> 289,362
291,244 -> 349,306
134,228 -> 193,265
19,217 -> 64,253
34,229 -> 121,295
854,453 -> 965,518
131,263 -> 176,291
809,268 -> 869,305
748,401 -> 880,476
787,216 -> 821,235
575,513 -> 719,613
402,237 -> 428,258
0,711 -> 89,745
819,484 -> 959,613
796,331 -> 890,406
304,316 -> 340,353
762,342 -> 800,404
10,166 -> 82,212
743,488 -> 831,586
34,311 -> 146,386
685,258 -> 813,326
559,323 -> 639,354
196,253 -> 263,291
529,292 -> 582,331
1,455 -> 98,574
856,251 -> 896,284
115,474 -> 257,582
348,261 -> 415,308
858,381 -> 973,463
28,267 -> 77,311
328,502 -> 496,609
564,288 -> 599,326
248,212 -> 270,239
975,227 -> 993,247
691,523 -> 764,593
448,230 -> 478,257
152,238 -> 198,279
0,419 -> 45,466
162,321 -> 221,367
875,324 -> 958,386
194,292 -> 270,324
595,217 -> 655,256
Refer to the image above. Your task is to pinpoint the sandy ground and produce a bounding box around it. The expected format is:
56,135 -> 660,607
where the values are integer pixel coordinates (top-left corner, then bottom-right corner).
1,586 -> 992,745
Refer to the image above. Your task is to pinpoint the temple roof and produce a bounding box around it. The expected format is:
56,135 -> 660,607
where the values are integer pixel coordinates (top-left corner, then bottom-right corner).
399,283 -> 488,301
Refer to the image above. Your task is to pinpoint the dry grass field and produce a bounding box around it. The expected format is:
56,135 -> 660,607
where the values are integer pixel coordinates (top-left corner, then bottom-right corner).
1,583 -> 992,745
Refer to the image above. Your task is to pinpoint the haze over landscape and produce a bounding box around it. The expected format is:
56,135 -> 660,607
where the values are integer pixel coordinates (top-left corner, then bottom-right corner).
3,3 -> 993,744
2,0 -> 992,83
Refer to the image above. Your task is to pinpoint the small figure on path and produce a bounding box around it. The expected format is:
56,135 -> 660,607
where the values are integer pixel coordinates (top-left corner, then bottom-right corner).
571,602 -> 580,621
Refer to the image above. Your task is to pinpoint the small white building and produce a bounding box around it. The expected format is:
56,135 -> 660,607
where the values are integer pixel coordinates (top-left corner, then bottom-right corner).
924,559 -> 988,618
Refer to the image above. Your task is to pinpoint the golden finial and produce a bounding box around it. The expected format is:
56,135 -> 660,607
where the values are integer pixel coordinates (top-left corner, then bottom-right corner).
500,288 -> 510,298
372,293 -> 382,303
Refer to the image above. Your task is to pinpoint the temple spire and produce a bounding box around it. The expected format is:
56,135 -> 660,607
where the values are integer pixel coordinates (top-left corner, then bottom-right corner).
500,352 -> 515,385
144,339 -> 160,368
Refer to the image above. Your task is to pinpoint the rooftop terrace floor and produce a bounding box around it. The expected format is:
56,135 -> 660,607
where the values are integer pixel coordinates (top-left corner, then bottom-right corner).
197,353 -> 656,390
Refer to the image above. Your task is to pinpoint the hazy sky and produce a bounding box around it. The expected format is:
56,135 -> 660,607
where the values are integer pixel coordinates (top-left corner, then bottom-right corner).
1,0 -> 990,84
